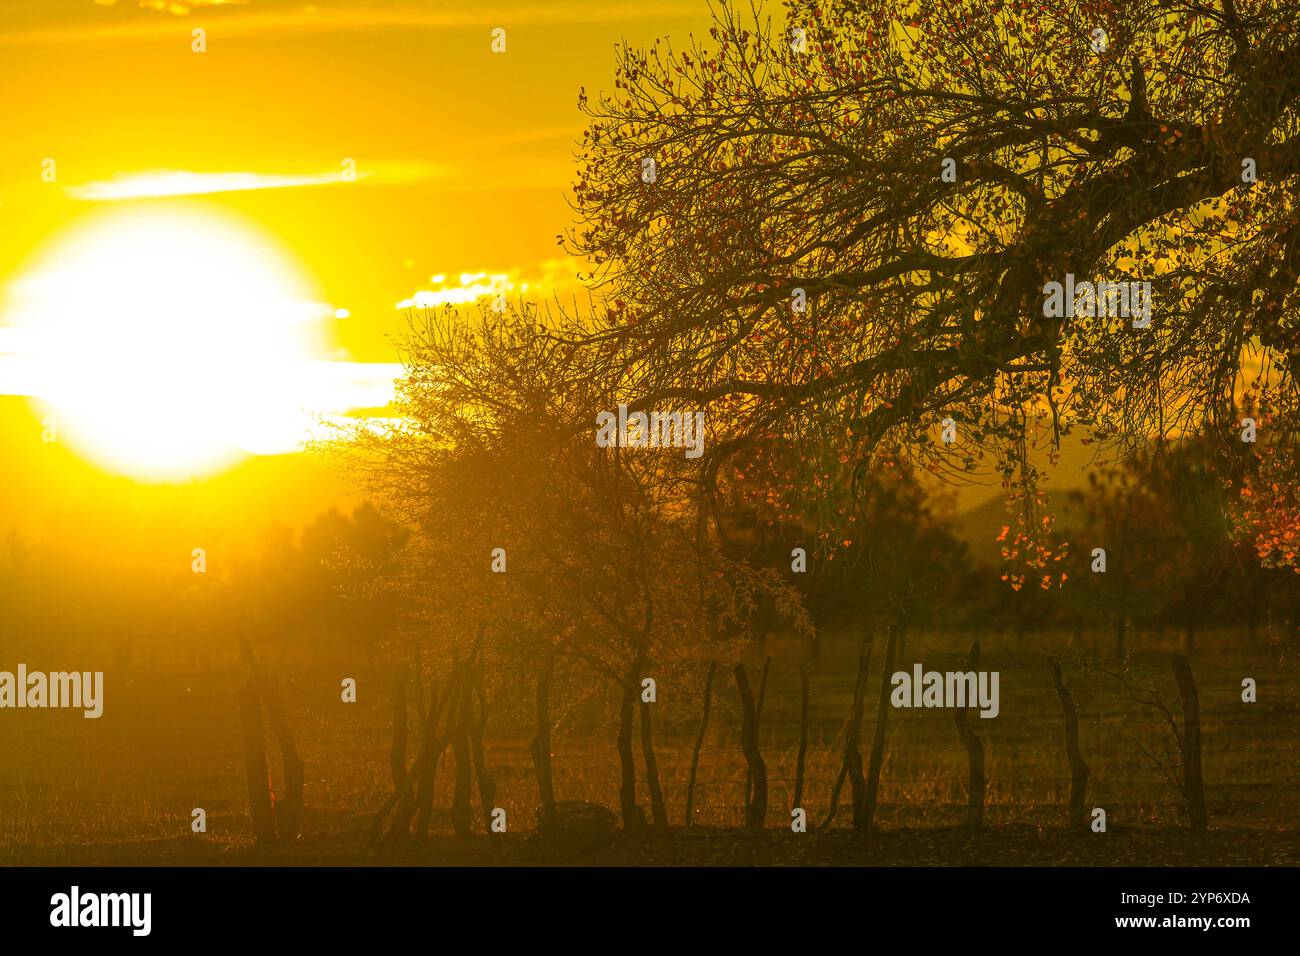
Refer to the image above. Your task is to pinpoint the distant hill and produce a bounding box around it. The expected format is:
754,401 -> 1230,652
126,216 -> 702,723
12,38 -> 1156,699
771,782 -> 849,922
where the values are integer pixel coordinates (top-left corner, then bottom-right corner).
950,488 -> 1090,567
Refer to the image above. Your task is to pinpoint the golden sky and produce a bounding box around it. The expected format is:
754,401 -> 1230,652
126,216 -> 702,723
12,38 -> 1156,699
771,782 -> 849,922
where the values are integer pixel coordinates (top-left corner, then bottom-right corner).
0,0 -> 705,533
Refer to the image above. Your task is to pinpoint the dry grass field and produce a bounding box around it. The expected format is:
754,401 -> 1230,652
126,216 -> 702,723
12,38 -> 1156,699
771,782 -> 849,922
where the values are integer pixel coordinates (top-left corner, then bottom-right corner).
3,628 -> 1298,865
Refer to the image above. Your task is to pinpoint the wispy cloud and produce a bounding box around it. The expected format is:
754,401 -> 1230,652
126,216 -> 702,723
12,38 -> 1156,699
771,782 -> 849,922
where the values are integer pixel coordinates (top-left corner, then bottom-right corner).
469,126 -> 582,149
66,163 -> 441,201
94,0 -> 249,15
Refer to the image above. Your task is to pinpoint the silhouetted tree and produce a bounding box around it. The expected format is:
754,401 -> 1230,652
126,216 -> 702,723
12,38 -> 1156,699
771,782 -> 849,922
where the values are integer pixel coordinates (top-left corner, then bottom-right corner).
569,0 -> 1300,559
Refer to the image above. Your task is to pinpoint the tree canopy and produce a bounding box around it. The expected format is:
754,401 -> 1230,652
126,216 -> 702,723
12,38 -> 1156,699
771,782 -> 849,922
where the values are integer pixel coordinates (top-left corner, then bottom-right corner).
567,0 -> 1300,561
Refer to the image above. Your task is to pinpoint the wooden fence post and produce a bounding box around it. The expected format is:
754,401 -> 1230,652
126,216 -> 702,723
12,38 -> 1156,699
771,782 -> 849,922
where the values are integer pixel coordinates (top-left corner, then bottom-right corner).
863,624 -> 899,833
639,688 -> 668,834
451,665 -> 474,837
261,676 -> 304,843
684,661 -> 716,828
793,664 -> 810,814
412,681 -> 448,839
390,667 -> 408,790
734,664 -> 768,832
239,684 -> 276,845
238,637 -> 303,844
469,662 -> 497,834
530,654 -> 556,817
846,637 -> 872,830
398,681 -> 456,842
616,661 -> 642,834
1172,654 -> 1208,833
1047,655 -> 1089,831
743,657 -> 771,814
953,641 -> 986,833
819,634 -> 872,831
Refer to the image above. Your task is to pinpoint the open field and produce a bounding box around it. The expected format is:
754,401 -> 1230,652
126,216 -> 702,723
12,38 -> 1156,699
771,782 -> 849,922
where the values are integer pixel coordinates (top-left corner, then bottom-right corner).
3,629 -> 1298,865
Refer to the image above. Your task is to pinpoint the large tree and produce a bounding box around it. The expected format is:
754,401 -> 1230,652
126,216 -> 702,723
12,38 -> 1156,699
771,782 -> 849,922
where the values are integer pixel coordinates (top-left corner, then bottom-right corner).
569,0 -> 1300,558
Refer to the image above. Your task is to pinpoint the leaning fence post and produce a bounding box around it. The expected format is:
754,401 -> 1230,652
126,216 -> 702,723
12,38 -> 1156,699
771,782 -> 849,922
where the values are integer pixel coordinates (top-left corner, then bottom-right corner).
261,676 -> 304,844
239,684 -> 276,845
238,637 -> 303,844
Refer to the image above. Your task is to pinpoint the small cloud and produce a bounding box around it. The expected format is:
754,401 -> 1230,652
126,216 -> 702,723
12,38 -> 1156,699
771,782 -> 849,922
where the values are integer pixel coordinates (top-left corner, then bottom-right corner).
396,258 -> 587,310
66,163 -> 441,201
398,272 -> 513,310
287,301 -> 351,324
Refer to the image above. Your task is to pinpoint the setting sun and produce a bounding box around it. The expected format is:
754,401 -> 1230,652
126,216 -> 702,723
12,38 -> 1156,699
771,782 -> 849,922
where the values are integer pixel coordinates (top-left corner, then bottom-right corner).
7,204 -> 325,480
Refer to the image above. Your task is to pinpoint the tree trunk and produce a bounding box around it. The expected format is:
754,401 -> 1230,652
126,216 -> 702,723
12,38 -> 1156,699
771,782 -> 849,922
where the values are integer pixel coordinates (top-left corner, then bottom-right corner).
953,641 -> 986,833
450,666 -> 474,836
820,635 -> 872,831
734,664 -> 768,832
684,661 -> 716,828
262,677 -> 304,845
639,688 -> 668,835
863,624 -> 899,833
238,684 -> 276,845
1047,655 -> 1089,830
381,682 -> 453,843
469,663 -> 497,833
530,654 -> 556,817
1172,655 -> 1208,834
743,657 -> 771,813
413,682 -> 448,839
846,637 -> 872,830
793,664 -> 810,813
390,667 -> 408,790
238,638 -> 303,844
616,662 -> 642,834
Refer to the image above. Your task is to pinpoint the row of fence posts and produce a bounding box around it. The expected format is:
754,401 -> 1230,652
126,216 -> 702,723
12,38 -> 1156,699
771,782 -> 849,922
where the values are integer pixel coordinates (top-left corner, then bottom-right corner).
234,627 -> 1210,844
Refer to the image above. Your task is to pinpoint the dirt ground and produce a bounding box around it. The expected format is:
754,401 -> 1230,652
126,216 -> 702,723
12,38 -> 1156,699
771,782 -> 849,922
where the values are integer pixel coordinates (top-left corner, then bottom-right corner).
7,825 -> 1299,867
4,635 -> 1297,864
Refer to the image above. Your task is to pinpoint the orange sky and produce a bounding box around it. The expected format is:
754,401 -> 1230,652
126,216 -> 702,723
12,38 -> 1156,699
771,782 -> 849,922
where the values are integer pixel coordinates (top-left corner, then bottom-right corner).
0,0 -> 706,537
0,0 -> 1100,561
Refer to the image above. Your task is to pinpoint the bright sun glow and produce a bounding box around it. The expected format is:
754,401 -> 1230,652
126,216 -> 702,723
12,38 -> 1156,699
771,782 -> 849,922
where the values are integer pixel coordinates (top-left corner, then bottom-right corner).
8,204 -> 325,481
